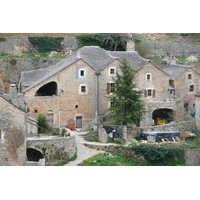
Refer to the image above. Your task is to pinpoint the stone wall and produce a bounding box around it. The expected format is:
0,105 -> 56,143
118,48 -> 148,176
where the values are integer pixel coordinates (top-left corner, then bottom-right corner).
26,135 -> 76,166
0,96 -> 27,166
185,148 -> 200,166
127,120 -> 196,140
141,40 -> 200,58
0,36 -> 79,57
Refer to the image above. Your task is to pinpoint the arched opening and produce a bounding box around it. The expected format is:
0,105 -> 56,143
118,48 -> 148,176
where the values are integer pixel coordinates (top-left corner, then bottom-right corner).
35,82 -> 57,96
26,148 -> 44,162
152,108 -> 174,124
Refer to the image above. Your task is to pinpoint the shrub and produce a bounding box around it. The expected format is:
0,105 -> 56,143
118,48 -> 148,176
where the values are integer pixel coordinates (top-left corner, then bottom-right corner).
132,144 -> 185,165
37,114 -> 49,134
0,37 -> 6,42
28,36 -> 64,53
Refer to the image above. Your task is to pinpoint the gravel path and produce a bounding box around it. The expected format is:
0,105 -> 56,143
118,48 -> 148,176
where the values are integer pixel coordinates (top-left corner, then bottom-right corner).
65,131 -> 104,166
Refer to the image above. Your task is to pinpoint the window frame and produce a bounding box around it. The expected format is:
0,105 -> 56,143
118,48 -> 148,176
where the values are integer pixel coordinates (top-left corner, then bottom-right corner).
146,73 -> 152,81
79,69 -> 86,78
189,85 -> 194,92
109,67 -> 116,76
79,84 -> 88,95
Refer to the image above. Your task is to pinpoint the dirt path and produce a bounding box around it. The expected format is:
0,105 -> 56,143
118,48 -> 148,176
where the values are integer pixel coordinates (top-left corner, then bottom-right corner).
65,131 -> 104,166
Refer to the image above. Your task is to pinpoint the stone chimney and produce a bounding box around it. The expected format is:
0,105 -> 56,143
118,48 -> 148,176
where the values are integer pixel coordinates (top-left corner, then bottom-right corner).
126,41 -> 135,51
9,84 -> 17,99
166,56 -> 177,66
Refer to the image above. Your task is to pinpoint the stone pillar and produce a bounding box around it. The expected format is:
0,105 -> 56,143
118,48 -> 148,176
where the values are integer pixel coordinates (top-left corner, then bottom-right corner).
98,125 -> 108,142
121,125 -> 128,141
126,41 -> 135,51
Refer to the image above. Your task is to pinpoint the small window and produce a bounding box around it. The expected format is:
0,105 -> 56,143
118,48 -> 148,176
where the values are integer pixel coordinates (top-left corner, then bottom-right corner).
193,103 -> 195,107
0,130 -> 2,140
146,73 -> 152,81
169,91 -> 173,95
107,83 -> 115,94
189,85 -> 194,92
75,105 -> 78,109
188,74 -> 192,79
34,109 -> 38,113
109,67 -> 116,76
110,102 -> 114,108
80,69 -> 85,77
147,89 -> 152,96
81,86 -> 86,92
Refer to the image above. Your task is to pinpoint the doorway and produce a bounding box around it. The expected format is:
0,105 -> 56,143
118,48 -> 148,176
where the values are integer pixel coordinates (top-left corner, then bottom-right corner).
76,116 -> 82,128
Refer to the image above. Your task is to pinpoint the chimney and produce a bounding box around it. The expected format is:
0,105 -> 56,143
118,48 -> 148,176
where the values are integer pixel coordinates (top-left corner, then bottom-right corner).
166,56 -> 177,66
9,84 -> 17,99
126,41 -> 135,51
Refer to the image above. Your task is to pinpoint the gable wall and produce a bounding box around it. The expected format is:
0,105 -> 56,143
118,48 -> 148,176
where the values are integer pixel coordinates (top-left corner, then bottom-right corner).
24,59 -> 96,128
136,62 -> 169,102
175,68 -> 200,112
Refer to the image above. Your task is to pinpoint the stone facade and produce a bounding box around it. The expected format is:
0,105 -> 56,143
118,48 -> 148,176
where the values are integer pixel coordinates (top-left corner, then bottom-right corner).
185,149 -> 200,166
0,96 -> 27,166
26,135 -> 76,166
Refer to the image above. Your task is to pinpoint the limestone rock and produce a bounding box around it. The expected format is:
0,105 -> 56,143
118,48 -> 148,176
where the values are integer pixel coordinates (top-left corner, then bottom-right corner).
186,55 -> 198,62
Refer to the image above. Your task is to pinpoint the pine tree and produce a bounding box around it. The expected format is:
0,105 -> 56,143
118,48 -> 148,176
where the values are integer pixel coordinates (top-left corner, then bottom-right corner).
108,59 -> 145,126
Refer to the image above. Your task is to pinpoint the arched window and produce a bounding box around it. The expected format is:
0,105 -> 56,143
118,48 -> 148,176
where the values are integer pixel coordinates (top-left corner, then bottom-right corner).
35,82 -> 57,96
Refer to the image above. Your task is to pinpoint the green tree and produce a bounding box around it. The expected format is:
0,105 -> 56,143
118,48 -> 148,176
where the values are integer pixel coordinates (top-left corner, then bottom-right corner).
108,59 -> 145,126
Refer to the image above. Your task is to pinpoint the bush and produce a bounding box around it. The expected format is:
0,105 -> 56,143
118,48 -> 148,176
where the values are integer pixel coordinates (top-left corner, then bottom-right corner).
28,36 -> 64,53
37,114 -> 49,134
0,37 -> 6,42
132,144 -> 185,165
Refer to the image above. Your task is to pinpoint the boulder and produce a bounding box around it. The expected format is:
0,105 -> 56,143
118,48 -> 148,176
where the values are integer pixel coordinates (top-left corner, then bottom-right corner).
186,55 -> 198,62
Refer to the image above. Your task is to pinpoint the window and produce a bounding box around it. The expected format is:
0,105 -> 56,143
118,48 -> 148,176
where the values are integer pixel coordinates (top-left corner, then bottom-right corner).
107,83 -> 115,94
144,89 -> 155,97
75,105 -> 78,109
34,109 -> 38,113
79,69 -> 85,77
146,73 -> 152,81
189,85 -> 194,92
110,102 -> 114,108
79,84 -> 88,94
147,89 -> 152,96
81,86 -> 86,92
109,67 -> 116,76
188,74 -> 192,79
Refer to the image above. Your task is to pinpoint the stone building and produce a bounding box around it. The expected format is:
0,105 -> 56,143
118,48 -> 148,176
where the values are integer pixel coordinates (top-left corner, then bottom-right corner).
0,96 -> 27,166
195,92 -> 200,129
17,45 -> 191,128
163,63 -> 200,115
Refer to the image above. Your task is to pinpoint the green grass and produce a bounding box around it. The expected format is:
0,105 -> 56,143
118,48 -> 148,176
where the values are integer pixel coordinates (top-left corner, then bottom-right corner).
147,58 -> 163,61
78,152 -> 148,166
0,55 -> 65,60
54,153 -> 77,166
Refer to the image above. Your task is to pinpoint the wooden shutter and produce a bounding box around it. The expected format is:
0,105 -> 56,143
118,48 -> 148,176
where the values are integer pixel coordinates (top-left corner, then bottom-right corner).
107,83 -> 110,94
153,89 -> 156,97
144,89 -> 147,97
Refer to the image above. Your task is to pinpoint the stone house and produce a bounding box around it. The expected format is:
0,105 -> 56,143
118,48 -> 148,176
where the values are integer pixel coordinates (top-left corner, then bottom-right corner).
18,46 -> 194,128
18,45 -> 189,128
163,63 -> 200,115
0,96 -> 27,166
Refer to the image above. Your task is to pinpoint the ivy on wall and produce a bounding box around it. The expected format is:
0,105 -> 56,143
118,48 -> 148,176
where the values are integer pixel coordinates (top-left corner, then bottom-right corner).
28,36 -> 64,53
0,37 -> 6,42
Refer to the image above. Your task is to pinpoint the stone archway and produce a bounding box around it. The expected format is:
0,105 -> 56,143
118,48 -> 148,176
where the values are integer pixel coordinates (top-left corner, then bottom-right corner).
152,108 -> 174,124
35,81 -> 57,96
26,148 -> 44,162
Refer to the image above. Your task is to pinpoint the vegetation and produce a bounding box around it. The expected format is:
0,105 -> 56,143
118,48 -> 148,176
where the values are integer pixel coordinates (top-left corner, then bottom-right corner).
108,59 -> 145,126
54,153 -> 77,166
37,114 -> 58,135
0,37 -> 6,42
28,36 -> 64,53
83,131 -> 99,142
78,152 -> 146,166
75,33 -> 129,51
131,144 -> 185,166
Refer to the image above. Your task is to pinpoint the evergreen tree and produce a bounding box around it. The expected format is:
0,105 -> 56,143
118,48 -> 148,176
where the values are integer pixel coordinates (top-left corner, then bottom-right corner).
108,59 -> 145,126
